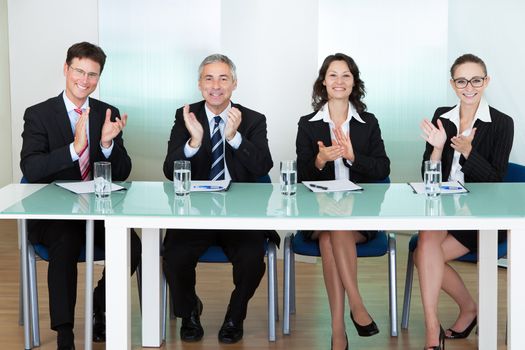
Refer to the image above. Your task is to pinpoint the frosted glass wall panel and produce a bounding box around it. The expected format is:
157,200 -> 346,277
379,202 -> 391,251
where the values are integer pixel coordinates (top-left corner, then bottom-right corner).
99,0 -> 221,180
449,0 -> 525,165
221,0 -> 319,181
319,0 -> 448,181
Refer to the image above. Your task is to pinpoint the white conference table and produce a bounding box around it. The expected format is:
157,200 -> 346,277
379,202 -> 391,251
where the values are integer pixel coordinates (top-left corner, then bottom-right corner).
2,181 -> 525,350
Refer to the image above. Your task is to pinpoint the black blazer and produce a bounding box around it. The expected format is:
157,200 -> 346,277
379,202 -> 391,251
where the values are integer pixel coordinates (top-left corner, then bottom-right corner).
296,110 -> 390,183
20,93 -> 132,183
421,106 -> 514,182
163,100 -> 273,182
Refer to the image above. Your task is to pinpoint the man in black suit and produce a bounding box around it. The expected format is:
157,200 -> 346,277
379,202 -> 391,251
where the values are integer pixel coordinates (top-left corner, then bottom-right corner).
163,54 -> 275,344
20,42 -> 141,350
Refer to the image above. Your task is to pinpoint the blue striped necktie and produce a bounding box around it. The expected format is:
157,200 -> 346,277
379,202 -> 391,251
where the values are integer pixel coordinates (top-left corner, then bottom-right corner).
209,116 -> 225,180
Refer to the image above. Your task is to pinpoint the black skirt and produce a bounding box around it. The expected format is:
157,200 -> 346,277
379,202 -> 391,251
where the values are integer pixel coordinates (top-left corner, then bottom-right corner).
449,229 -> 507,253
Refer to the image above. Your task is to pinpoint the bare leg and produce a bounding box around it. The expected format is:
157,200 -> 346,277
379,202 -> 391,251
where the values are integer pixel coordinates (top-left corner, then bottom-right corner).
318,231 -> 348,350
414,230 -> 448,347
329,230 -> 370,326
440,236 -> 477,336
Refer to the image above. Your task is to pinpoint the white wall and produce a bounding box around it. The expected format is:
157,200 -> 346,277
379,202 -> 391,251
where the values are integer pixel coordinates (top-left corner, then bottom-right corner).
7,0 -> 525,183
7,0 -> 99,182
0,0 -> 13,186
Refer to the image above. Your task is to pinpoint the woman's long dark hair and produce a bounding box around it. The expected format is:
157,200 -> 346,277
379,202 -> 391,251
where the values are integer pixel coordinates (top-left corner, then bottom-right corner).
312,53 -> 366,113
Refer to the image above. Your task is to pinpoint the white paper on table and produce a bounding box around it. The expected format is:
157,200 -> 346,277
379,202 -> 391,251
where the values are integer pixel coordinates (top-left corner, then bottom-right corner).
190,180 -> 231,192
303,179 -> 363,193
55,181 -> 125,194
407,180 -> 469,195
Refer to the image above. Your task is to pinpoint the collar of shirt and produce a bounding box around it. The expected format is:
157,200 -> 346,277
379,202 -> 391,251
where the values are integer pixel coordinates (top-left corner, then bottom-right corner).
308,102 -> 365,125
62,91 -> 89,114
439,97 -> 491,132
204,101 -> 232,127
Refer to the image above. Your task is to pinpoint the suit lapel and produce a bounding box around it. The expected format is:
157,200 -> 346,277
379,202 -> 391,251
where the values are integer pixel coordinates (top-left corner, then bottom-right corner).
471,119 -> 488,150
197,103 -> 212,156
54,94 -> 75,144
89,102 -> 102,162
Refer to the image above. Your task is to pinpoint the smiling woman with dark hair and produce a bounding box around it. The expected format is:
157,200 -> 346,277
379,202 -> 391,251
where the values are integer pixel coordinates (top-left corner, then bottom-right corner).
296,53 -> 390,350
415,53 -> 514,350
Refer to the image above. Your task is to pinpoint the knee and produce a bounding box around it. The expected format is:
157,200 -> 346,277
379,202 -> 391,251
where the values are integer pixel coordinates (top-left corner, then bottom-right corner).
318,231 -> 331,248
47,233 -> 83,263
163,245 -> 198,270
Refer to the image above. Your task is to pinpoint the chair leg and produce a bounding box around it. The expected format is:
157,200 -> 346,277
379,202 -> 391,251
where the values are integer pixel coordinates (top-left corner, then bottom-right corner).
283,233 -> 292,335
401,249 -> 415,329
28,244 -> 40,347
161,273 -> 167,342
136,262 -> 142,314
387,233 -> 398,337
19,252 -> 24,326
20,220 -> 33,350
290,241 -> 296,315
267,242 -> 277,341
272,245 -> 279,322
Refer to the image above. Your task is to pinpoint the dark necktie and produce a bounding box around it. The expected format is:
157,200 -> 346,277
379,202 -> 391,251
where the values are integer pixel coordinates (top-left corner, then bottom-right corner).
74,108 -> 91,181
209,116 -> 225,180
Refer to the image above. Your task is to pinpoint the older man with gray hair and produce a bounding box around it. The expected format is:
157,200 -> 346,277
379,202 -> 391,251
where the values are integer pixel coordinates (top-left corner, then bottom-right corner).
162,54 -> 278,344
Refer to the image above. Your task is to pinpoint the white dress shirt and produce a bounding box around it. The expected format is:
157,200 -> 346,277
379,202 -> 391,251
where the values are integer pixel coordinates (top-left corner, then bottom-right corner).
62,91 -> 113,161
183,102 -> 243,181
308,102 -> 365,181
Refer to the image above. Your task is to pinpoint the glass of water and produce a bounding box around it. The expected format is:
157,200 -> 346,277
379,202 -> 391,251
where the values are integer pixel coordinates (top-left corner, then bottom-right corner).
280,160 -> 297,195
94,161 -> 112,198
424,160 -> 442,196
173,160 -> 191,196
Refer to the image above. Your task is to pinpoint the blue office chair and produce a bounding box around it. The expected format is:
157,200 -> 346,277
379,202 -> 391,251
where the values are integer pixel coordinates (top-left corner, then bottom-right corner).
161,174 -> 279,342
282,177 -> 399,337
400,162 -> 525,329
18,177 -> 141,349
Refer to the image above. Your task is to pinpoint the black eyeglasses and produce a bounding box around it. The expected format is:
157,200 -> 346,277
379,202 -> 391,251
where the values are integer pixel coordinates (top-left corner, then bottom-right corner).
452,76 -> 486,89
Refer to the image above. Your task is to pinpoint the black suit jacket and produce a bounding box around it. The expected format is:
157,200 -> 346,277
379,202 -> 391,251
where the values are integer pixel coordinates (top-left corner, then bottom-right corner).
163,100 -> 273,182
20,93 -> 132,237
296,110 -> 390,183
421,106 -> 514,182
20,93 -> 132,183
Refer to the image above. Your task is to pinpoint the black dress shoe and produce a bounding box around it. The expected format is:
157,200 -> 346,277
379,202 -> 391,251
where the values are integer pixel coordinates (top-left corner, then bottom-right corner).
92,309 -> 106,342
446,316 -> 477,339
218,318 -> 243,344
350,312 -> 379,337
180,297 -> 204,342
58,346 -> 75,350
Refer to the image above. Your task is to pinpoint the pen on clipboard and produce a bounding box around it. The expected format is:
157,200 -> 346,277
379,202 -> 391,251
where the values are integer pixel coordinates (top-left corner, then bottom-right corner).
310,184 -> 328,190
441,186 -> 463,190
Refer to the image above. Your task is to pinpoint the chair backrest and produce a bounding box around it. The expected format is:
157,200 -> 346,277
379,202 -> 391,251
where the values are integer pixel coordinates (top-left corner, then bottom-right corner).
292,231 -> 389,258
257,174 -> 271,183
503,162 -> 525,182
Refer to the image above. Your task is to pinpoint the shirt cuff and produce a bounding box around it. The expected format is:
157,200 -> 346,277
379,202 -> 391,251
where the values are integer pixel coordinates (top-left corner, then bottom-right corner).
343,158 -> 353,168
227,132 -> 242,150
100,140 -> 114,159
70,143 -> 79,162
184,140 -> 200,158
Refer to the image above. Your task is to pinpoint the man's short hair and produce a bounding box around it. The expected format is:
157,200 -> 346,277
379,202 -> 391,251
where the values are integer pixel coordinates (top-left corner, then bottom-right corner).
66,42 -> 107,73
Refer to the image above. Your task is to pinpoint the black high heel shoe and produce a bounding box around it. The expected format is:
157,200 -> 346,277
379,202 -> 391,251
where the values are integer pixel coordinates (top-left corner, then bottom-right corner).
446,316 -> 477,339
330,333 -> 348,350
350,312 -> 379,337
424,326 -> 445,350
